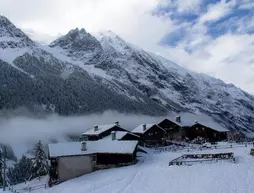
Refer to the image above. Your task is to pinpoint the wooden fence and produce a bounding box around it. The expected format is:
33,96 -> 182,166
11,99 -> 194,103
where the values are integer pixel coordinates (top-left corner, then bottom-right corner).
154,142 -> 253,154
169,152 -> 235,166
7,183 -> 48,193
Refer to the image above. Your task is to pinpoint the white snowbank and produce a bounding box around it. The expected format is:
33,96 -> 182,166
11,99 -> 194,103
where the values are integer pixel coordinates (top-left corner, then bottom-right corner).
3,146 -> 254,193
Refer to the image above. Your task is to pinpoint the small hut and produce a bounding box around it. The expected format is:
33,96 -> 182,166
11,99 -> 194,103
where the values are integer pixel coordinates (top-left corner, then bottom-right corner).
48,140 -> 138,185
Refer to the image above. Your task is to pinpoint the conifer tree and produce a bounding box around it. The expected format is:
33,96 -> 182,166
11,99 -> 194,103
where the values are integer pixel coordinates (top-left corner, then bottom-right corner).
6,155 -> 33,185
31,140 -> 48,179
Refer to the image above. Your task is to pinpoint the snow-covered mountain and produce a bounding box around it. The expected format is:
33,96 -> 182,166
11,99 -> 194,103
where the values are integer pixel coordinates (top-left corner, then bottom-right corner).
0,15 -> 254,134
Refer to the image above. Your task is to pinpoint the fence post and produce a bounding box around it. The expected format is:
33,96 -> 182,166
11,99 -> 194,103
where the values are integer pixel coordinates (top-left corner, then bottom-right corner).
45,184 -> 47,189
29,187 -> 32,192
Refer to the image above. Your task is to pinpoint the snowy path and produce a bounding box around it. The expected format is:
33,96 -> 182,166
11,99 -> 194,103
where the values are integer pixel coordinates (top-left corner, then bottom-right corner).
2,147 -> 254,193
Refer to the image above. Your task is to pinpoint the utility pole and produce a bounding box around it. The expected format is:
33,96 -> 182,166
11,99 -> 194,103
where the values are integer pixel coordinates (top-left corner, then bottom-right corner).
3,145 -> 6,191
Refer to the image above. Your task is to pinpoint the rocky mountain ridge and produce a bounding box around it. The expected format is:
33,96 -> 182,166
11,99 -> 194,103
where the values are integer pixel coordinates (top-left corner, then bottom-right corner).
0,15 -> 254,134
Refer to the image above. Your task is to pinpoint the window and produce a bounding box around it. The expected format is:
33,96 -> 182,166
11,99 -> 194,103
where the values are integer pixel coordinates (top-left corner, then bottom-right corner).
92,155 -> 97,162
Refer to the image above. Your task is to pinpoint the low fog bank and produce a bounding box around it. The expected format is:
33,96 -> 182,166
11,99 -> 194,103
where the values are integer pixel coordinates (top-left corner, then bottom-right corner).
0,109 -> 226,145
0,110 -> 167,145
0,109 -> 226,158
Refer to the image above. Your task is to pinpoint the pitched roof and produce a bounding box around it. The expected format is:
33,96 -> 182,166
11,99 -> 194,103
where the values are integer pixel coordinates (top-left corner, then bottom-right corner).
160,118 -> 192,127
132,124 -> 165,134
48,140 -> 138,158
190,121 -> 229,132
160,116 -> 229,132
103,131 -> 140,140
82,124 -> 124,136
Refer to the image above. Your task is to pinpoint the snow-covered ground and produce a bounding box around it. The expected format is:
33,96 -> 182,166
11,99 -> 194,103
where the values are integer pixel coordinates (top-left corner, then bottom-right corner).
2,146 -> 254,193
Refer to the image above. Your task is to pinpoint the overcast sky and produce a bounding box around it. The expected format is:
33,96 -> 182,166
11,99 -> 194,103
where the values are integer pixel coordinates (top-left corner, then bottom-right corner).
0,0 -> 254,93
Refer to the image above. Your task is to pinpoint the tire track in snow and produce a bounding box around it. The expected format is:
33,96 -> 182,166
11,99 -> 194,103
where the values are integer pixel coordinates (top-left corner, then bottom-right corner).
85,176 -> 125,193
116,157 -> 146,193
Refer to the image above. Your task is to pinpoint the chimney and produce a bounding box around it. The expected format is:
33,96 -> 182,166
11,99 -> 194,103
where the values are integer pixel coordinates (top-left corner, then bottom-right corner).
115,121 -> 119,126
111,131 -> 116,140
94,125 -> 99,131
176,116 -> 181,123
194,120 -> 198,124
143,124 -> 146,131
81,141 -> 87,151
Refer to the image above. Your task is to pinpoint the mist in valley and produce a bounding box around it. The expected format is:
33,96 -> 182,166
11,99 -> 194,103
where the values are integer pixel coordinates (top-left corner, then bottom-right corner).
0,109 -> 223,159
0,110 -> 167,158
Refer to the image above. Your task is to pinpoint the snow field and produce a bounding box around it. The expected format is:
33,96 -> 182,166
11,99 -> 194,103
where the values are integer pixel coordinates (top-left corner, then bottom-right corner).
2,146 -> 254,193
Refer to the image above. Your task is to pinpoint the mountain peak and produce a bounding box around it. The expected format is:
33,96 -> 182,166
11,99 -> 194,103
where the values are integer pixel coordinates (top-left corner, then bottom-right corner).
96,30 -> 123,42
0,15 -> 12,25
49,27 -> 103,62
98,30 -> 118,38
65,27 -> 88,39
50,27 -> 101,48
0,15 -> 34,47
95,30 -> 135,57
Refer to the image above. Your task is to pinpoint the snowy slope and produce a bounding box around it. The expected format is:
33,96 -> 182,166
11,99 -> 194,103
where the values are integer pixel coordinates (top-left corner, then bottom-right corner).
0,15 -> 254,133
0,15 -> 167,116
3,146 -> 254,193
94,31 -> 254,134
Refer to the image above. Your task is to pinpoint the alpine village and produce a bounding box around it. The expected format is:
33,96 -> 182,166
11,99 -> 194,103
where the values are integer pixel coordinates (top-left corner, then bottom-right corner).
45,115 -> 247,187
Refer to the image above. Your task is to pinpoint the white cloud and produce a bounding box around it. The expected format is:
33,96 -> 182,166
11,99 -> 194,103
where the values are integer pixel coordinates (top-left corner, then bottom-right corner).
0,0 -> 173,47
23,29 -> 61,44
199,0 -> 236,23
239,0 -> 254,9
156,33 -> 254,93
158,0 -> 202,14
176,0 -> 202,13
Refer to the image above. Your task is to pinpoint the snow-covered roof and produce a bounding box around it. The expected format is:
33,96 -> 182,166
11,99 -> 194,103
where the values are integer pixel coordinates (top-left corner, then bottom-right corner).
162,116 -> 229,132
115,131 -> 129,140
161,118 -> 192,127
82,124 -> 123,136
48,140 -> 138,158
132,124 -> 154,134
191,121 -> 229,132
103,131 -> 140,140
132,124 -> 165,134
